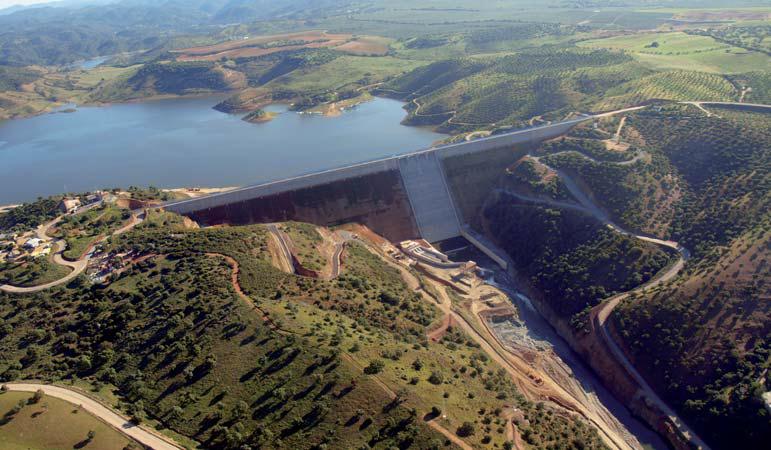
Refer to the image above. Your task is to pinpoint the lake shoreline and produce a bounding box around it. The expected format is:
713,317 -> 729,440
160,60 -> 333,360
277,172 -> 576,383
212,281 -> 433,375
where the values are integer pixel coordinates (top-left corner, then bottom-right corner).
0,95 -> 444,205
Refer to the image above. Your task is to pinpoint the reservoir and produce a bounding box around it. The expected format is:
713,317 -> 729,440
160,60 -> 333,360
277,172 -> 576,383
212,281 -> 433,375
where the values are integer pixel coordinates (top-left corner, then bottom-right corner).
0,96 -> 442,204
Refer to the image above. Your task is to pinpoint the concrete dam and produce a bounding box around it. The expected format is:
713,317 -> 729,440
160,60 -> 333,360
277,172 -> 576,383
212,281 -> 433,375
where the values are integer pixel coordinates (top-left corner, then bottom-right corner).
164,116 -> 589,247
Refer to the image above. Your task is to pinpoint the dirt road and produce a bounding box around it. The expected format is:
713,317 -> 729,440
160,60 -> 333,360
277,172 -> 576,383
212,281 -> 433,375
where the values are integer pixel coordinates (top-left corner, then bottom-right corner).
516,151 -> 708,449
267,224 -> 295,274
5,383 -> 182,450
1,211 -> 144,294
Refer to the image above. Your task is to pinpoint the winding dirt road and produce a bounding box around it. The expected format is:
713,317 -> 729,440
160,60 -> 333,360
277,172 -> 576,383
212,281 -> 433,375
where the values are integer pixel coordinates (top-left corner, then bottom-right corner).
513,147 -> 708,449
5,383 -> 182,450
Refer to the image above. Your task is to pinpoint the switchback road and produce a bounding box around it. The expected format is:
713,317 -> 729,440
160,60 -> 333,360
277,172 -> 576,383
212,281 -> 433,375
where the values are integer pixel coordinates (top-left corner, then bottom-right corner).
514,148 -> 708,449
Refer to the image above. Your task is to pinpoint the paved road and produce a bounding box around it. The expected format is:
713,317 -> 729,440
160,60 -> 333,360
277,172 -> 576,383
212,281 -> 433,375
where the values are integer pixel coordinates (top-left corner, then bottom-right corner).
518,152 -> 708,449
5,383 -> 182,450
681,101 -> 771,110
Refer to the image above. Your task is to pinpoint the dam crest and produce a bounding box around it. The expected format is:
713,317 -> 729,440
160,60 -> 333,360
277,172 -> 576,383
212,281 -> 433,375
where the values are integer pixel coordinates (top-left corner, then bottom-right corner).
164,115 -> 603,265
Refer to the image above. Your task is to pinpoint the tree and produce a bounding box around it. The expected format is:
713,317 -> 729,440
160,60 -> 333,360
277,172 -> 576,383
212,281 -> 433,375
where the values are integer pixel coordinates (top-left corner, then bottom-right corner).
30,389 -> 44,404
87,430 -> 96,441
233,400 -> 249,419
428,371 -> 443,385
168,405 -> 184,423
456,422 -> 476,437
364,360 -> 384,374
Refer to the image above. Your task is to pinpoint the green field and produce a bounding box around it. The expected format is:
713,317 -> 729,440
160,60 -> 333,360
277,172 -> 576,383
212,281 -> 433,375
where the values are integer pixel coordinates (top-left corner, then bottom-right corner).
0,257 -> 71,287
580,31 -> 770,73
0,391 -> 135,450
264,55 -> 425,94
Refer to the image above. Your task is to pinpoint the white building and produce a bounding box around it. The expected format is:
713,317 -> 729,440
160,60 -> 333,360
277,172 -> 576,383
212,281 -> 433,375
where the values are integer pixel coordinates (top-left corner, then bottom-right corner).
24,238 -> 43,249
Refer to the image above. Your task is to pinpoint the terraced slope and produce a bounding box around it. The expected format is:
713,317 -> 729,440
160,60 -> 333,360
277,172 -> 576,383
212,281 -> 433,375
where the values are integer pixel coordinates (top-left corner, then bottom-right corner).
379,48 -> 745,133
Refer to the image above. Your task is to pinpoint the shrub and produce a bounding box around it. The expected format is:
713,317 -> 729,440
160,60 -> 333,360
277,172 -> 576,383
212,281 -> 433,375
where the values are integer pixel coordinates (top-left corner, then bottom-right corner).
363,360 -> 385,375
456,422 -> 476,437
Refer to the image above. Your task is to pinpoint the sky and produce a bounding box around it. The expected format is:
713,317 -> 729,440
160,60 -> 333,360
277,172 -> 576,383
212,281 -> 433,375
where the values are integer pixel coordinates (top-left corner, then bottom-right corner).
0,0 -> 56,8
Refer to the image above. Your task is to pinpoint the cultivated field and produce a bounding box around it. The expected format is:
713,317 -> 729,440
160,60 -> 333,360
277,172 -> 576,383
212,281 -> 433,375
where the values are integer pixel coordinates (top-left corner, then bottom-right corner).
580,31 -> 770,73
173,31 -> 392,61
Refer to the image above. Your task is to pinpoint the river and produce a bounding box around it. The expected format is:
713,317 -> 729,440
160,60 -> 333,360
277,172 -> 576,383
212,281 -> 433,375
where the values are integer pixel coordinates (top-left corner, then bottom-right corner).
0,96 -> 442,204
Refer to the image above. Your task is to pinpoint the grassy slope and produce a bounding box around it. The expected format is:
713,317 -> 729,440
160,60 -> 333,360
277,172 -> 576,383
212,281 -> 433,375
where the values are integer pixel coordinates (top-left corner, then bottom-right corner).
0,257 -> 71,287
0,391 -> 135,450
0,212 -> 607,449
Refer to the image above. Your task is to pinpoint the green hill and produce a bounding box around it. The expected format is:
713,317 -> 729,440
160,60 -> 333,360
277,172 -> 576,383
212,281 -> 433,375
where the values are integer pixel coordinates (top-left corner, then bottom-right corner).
517,105 -> 771,450
482,196 -> 672,321
0,212 -> 607,449
89,62 -> 238,101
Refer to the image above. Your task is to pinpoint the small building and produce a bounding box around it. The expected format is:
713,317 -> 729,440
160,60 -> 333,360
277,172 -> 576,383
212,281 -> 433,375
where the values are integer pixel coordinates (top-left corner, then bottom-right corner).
24,238 -> 43,249
59,197 -> 82,214
30,245 -> 51,258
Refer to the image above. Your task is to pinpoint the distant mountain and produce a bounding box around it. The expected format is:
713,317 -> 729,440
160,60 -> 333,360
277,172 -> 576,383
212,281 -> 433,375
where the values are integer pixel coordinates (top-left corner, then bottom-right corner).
0,0 -> 353,65
0,0 -> 114,15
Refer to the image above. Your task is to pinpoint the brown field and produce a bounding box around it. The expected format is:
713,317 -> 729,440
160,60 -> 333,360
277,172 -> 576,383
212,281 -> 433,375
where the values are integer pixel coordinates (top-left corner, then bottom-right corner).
335,36 -> 393,56
174,31 -> 355,61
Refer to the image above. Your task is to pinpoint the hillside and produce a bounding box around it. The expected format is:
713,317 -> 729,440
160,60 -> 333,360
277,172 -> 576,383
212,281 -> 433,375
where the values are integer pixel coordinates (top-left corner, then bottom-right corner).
605,107 -> 771,449
613,217 -> 770,449
0,212 -> 607,449
482,195 -> 672,321
460,103 -> 770,450
89,61 -> 244,101
376,47 -> 754,133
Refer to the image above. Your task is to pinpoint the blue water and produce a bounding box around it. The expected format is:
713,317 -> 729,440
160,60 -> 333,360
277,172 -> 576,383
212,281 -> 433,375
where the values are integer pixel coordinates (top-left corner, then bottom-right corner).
66,56 -> 110,70
0,96 -> 442,204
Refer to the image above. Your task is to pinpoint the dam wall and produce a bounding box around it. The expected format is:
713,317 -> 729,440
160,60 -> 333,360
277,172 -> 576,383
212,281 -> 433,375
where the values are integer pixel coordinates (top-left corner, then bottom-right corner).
164,117 -> 592,244
398,152 -> 462,242
182,168 -> 420,242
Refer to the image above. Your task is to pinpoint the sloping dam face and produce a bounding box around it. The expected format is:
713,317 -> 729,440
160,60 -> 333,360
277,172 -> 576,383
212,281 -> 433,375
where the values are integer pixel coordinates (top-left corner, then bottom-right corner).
164,118 -> 585,243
